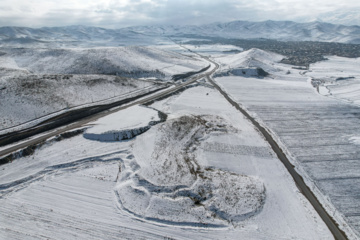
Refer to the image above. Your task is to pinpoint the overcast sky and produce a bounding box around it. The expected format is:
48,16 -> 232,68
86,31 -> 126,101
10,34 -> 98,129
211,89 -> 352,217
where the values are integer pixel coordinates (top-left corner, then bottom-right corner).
0,0 -> 359,28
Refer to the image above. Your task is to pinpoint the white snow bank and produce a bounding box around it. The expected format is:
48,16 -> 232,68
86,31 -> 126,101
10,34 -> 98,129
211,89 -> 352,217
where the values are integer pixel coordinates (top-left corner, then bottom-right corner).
84,105 -> 164,142
115,115 -> 265,226
349,136 -> 360,145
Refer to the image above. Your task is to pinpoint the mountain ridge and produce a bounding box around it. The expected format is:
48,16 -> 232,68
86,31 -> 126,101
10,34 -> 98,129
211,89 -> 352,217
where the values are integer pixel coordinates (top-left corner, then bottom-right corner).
0,20 -> 359,47
127,20 -> 360,43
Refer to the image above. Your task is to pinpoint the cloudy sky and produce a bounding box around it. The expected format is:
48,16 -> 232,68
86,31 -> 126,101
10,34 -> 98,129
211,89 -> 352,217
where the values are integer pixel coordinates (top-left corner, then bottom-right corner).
0,0 -> 359,28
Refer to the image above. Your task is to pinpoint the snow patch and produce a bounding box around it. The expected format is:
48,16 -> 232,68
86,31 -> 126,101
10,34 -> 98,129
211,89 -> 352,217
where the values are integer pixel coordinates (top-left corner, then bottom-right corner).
349,136 -> 360,145
83,105 -> 166,142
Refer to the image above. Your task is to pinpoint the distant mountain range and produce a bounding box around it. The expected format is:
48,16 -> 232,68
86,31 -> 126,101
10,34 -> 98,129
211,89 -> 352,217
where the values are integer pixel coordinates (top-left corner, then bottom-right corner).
0,25 -> 155,48
0,20 -> 359,48
127,20 -> 360,43
312,8 -> 360,26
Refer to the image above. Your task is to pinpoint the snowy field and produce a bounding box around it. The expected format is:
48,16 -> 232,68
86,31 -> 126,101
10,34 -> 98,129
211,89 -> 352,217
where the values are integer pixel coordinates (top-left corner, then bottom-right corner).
0,85 -> 332,239
213,49 -> 360,239
306,56 -> 360,105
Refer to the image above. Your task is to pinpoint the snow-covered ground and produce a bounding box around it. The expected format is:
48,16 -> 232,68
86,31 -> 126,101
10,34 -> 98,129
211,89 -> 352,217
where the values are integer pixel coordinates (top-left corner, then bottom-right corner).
0,84 -> 333,239
84,105 -> 164,142
0,46 -> 208,132
306,56 -> 360,105
212,49 -> 360,239
214,48 -> 286,78
1,38 -> 359,239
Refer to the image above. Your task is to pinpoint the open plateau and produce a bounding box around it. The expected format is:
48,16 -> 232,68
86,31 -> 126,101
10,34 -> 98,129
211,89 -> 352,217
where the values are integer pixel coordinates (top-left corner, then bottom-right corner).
0,20 -> 360,240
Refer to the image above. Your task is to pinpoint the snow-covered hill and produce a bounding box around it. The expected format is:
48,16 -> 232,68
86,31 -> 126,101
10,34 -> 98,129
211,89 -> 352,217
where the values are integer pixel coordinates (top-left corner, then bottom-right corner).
0,46 -> 208,131
214,48 -> 287,77
0,85 -> 333,239
0,46 -> 207,79
1,20 -> 359,47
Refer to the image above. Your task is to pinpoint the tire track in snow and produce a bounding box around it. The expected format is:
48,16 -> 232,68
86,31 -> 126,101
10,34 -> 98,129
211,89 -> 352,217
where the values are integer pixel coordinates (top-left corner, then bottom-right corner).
0,150 -> 129,197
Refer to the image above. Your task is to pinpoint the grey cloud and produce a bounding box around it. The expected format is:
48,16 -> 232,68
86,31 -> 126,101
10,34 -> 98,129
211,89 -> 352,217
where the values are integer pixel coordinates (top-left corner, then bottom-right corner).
0,0 -> 359,28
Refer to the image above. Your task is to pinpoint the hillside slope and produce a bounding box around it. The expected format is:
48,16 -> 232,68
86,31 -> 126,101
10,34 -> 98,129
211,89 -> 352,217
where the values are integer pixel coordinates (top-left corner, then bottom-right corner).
0,46 -> 207,79
0,46 -> 207,131
214,48 -> 287,77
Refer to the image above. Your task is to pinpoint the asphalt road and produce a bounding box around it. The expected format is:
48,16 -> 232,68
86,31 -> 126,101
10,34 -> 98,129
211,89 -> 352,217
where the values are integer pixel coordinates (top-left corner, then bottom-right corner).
0,62 -> 217,159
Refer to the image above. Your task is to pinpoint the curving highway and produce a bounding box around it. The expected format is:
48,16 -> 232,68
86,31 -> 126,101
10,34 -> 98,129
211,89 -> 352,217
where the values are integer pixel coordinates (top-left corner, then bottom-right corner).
0,62 -> 218,159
